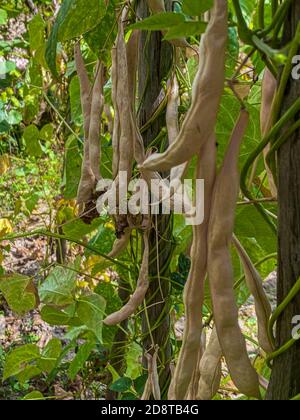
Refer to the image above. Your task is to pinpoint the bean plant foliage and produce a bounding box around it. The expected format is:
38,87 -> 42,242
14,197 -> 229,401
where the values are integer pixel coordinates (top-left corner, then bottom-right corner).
0,0 -> 297,401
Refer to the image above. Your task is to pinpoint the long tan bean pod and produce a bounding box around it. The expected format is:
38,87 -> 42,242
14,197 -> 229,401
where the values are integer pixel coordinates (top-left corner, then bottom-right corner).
208,108 -> 261,399
108,227 -> 132,259
111,47 -> 120,179
116,18 -> 134,179
104,231 -> 149,326
168,135 -> 217,400
151,346 -> 161,400
141,0 -> 227,173
74,43 -> 95,204
141,353 -> 153,400
126,30 -> 140,110
88,62 -> 104,181
167,74 -> 189,182
232,235 -> 273,354
261,68 -> 277,197
197,327 -> 222,400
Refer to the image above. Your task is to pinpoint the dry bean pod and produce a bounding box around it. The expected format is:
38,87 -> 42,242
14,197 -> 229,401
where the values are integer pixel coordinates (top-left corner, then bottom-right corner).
208,109 -> 261,399
104,231 -> 149,326
168,135 -> 217,400
141,0 -> 227,172
108,227 -> 132,259
233,235 -> 274,354
74,43 -> 95,204
167,74 -> 189,182
197,327 -> 222,400
88,61 -> 105,181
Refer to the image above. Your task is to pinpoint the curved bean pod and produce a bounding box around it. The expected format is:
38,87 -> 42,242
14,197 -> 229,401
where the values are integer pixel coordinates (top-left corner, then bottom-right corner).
233,235 -> 274,354
208,109 -> 261,399
197,327 -> 222,400
141,0 -> 227,173
168,135 -> 217,400
104,231 -> 149,326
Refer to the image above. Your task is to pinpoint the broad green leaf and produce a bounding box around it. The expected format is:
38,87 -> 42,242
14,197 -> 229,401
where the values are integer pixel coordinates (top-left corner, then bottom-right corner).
37,339 -> 62,372
216,93 -> 262,171
84,1 -> 116,65
45,0 -> 72,78
0,9 -> 8,25
58,0 -> 107,41
68,340 -> 95,380
109,377 -> 132,393
23,391 -> 45,401
7,110 -> 22,125
164,21 -> 207,40
40,123 -> 54,142
63,217 -> 102,240
235,206 -> 277,254
130,12 -> 185,31
69,76 -> 83,126
0,274 -> 38,315
16,366 -> 41,385
77,294 -> 106,342
86,224 -> 116,257
39,266 -> 77,307
41,305 -> 73,325
0,60 -> 16,76
3,344 -> 40,380
28,14 -> 45,51
23,125 -> 43,158
182,0 -> 213,16
63,135 -> 82,199
125,342 -> 142,380
95,282 -> 121,347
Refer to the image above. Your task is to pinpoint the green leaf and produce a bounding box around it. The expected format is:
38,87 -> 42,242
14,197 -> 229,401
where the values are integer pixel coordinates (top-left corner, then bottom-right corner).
0,60 -> 16,76
39,124 -> 54,142
69,76 -> 83,126
39,266 -> 77,307
182,0 -> 213,16
45,0 -> 72,78
3,344 -> 40,381
0,274 -> 37,315
58,0 -> 107,41
130,12 -> 185,31
23,125 -> 43,158
16,366 -> 41,385
28,14 -> 45,52
41,305 -> 73,325
23,391 -> 45,401
63,217 -> 102,240
0,9 -> 8,25
95,282 -> 121,347
68,340 -> 95,380
216,93 -> 262,171
37,339 -> 62,372
84,1 -> 116,65
235,206 -> 277,253
164,21 -> 207,40
86,224 -> 116,257
7,109 -> 22,125
63,135 -> 82,199
77,294 -> 106,342
109,377 -> 132,393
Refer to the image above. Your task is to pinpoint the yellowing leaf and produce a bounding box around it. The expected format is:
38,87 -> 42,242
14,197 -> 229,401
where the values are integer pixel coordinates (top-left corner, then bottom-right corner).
0,154 -> 10,175
101,273 -> 111,283
0,218 -> 13,238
